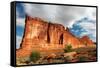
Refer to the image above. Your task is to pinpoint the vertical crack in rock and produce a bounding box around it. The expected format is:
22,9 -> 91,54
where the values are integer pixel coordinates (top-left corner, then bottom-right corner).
47,23 -> 50,43
59,34 -> 63,44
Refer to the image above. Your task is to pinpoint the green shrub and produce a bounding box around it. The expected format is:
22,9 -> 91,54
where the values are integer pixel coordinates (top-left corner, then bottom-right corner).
64,44 -> 73,53
77,56 -> 88,61
30,51 -> 41,62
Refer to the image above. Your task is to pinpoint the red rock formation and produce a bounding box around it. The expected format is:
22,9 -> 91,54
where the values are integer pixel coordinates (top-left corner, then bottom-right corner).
80,36 -> 94,46
63,27 -> 84,48
16,15 -> 94,58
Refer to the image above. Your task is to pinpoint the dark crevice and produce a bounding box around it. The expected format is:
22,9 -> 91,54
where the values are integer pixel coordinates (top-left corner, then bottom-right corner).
59,34 -> 63,44
47,23 -> 50,43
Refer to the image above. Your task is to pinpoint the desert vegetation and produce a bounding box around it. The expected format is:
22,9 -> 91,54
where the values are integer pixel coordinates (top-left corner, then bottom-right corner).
30,51 -> 41,62
64,44 -> 73,53
16,44 -> 96,65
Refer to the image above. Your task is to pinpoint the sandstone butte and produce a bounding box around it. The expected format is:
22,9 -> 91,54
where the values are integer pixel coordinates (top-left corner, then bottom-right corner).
16,15 -> 95,58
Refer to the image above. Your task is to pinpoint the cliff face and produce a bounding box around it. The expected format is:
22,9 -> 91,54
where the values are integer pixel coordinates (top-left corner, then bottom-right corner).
16,16 -> 94,57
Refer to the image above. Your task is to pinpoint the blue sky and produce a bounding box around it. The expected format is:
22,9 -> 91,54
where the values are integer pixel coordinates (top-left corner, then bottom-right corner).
16,3 -> 96,49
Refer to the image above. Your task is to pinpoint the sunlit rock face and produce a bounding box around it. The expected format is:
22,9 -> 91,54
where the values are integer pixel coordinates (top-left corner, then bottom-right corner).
16,16 -> 94,57
79,36 -> 95,46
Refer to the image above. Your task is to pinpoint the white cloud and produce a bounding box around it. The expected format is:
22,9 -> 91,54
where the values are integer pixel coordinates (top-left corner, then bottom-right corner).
77,20 -> 96,42
86,8 -> 96,20
78,22 -> 96,30
80,32 -> 89,36
18,3 -> 96,42
16,36 -> 22,49
22,3 -> 90,27
16,18 -> 25,27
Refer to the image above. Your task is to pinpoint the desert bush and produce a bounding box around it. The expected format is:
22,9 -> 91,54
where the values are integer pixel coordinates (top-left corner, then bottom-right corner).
30,51 -> 41,62
77,56 -> 88,61
64,44 -> 73,53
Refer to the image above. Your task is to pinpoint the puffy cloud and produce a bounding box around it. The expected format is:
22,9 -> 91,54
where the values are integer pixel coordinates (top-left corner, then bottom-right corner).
16,3 -> 25,27
71,17 -> 96,42
85,8 -> 96,20
16,18 -> 25,27
78,22 -> 96,30
22,3 -> 89,27
16,36 -> 22,49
